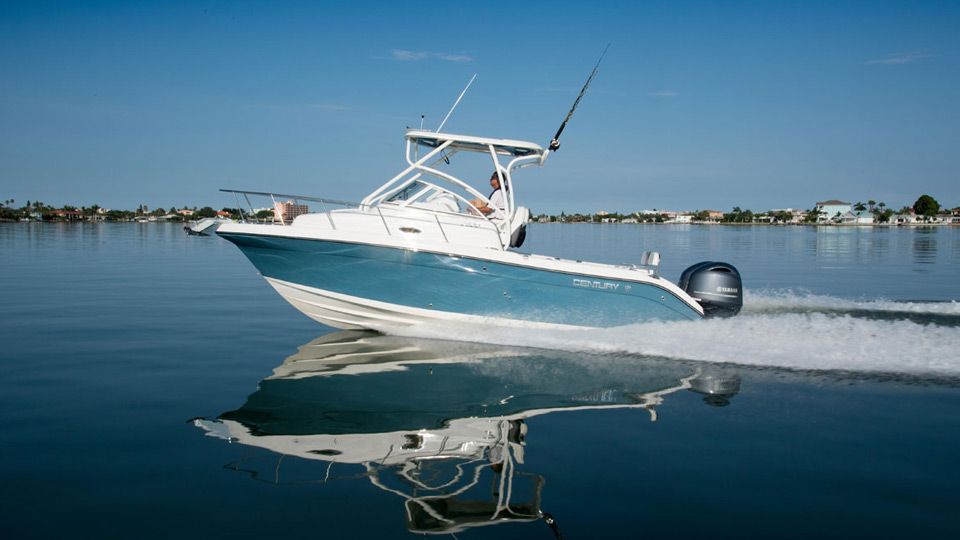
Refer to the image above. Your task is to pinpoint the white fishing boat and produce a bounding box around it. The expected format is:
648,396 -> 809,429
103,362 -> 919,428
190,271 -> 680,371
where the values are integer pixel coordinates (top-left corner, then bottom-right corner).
216,66 -> 742,330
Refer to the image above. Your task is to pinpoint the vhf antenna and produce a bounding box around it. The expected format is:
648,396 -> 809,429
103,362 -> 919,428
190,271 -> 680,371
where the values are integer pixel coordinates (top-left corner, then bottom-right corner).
549,44 -> 610,152
437,73 -> 477,133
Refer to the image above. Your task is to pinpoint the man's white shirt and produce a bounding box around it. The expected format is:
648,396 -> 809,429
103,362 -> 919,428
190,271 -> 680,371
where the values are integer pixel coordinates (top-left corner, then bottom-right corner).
487,189 -> 505,219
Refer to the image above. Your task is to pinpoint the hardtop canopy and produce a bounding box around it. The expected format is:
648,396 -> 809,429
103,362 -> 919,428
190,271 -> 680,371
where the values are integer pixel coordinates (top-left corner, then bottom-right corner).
404,129 -> 545,158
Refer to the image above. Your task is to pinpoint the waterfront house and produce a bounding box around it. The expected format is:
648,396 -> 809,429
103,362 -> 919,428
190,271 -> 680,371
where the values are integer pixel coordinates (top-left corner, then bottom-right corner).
768,208 -> 805,223
51,209 -> 83,221
816,200 -> 852,222
893,213 -> 918,225
840,210 -> 875,225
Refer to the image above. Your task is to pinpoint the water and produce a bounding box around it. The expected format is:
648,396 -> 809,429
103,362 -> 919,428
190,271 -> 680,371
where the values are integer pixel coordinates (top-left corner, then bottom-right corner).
2,222 -> 959,538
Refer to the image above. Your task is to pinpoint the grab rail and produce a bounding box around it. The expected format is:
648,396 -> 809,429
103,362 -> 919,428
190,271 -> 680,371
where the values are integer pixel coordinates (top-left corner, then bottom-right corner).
220,189 -> 505,248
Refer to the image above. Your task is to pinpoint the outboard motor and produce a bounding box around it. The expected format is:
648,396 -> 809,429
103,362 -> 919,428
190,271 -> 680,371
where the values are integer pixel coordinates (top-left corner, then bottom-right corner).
509,224 -> 526,248
679,261 -> 743,318
508,207 -> 530,248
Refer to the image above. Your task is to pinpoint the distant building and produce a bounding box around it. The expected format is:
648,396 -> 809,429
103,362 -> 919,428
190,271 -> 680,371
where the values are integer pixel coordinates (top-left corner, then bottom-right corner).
51,209 -> 83,221
769,208 -> 804,223
178,209 -> 195,217
893,213 -> 918,225
840,210 -> 875,224
274,200 -> 309,223
816,200 -> 851,222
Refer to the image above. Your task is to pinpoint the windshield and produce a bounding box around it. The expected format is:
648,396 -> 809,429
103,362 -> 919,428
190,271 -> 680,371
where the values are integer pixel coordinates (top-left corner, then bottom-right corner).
385,181 -> 429,203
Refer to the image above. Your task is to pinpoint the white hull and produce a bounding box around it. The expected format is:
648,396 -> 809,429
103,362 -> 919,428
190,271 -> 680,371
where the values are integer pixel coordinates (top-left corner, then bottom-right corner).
266,277 -> 588,331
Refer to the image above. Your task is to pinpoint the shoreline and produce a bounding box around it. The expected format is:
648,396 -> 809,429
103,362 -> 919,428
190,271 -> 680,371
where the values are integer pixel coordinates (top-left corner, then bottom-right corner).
3,219 -> 957,228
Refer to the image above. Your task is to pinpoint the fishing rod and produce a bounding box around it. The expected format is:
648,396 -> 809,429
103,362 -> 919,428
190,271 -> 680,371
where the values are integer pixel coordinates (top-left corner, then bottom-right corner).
548,44 -> 610,152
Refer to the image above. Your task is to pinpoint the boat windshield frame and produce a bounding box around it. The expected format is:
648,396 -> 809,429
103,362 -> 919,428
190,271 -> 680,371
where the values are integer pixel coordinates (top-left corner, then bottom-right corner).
360,130 -> 547,229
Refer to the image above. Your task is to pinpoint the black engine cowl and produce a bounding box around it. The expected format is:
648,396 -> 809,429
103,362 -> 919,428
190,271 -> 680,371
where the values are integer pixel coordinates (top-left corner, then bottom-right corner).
679,261 -> 743,318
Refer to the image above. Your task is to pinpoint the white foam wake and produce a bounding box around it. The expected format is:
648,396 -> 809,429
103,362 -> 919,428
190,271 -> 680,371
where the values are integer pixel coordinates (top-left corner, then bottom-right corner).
388,303 -> 960,376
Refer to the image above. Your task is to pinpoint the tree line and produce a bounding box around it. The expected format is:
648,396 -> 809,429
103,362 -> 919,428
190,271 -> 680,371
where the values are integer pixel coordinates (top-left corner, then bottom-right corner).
0,200 -> 262,222
532,194 -> 950,225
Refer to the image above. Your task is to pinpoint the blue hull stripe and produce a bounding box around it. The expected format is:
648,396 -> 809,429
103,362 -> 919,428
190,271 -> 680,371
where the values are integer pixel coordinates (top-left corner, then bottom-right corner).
221,233 -> 701,327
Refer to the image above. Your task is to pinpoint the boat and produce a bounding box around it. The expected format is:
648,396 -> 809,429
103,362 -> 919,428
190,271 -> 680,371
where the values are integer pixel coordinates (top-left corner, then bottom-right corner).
215,125 -> 742,330
194,331 -> 741,534
216,64 -> 742,331
184,216 -> 232,236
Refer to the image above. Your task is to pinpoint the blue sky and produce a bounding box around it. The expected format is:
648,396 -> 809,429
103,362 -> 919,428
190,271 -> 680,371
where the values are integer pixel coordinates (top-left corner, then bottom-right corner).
2,0 -> 958,214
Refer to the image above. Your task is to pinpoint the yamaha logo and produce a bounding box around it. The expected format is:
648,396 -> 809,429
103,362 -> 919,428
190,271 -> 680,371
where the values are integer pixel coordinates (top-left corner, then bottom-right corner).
717,286 -> 739,293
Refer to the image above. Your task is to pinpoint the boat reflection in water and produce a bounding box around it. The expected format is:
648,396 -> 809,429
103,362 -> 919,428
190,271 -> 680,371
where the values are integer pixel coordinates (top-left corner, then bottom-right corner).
194,331 -> 740,535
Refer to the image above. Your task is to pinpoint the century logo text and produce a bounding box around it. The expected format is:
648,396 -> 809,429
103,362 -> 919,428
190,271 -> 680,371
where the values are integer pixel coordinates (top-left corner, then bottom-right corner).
572,278 -> 620,291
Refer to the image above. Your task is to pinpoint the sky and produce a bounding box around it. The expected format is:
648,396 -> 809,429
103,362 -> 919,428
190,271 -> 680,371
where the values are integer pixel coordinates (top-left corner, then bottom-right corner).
2,0 -> 958,214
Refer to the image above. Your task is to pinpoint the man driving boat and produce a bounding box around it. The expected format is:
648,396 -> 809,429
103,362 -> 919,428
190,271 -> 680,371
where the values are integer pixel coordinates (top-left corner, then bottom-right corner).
473,171 -> 506,219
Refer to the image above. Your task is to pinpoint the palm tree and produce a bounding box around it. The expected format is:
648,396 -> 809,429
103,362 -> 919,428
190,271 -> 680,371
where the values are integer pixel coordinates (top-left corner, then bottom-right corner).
868,200 -> 876,212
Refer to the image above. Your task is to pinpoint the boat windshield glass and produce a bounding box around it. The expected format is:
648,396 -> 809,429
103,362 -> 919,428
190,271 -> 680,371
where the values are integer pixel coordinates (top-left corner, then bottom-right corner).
385,181 -> 429,203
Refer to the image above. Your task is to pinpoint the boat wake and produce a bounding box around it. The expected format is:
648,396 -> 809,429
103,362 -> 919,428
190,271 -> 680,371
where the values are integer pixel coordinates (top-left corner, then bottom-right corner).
386,290 -> 960,377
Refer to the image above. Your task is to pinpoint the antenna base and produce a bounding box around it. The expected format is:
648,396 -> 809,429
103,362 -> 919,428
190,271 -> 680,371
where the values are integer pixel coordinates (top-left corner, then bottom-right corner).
549,139 -> 560,151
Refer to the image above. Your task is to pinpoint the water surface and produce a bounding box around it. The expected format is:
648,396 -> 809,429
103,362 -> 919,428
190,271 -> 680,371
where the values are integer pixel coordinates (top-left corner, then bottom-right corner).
1,222 -> 958,538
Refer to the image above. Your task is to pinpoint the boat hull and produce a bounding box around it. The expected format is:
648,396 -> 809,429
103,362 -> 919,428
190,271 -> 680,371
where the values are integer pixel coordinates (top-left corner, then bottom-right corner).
219,232 -> 702,330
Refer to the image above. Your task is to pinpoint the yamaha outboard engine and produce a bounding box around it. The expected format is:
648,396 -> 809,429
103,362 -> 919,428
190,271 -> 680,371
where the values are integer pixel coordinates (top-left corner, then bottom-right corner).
509,223 -> 526,248
679,261 -> 743,318
509,207 -> 530,248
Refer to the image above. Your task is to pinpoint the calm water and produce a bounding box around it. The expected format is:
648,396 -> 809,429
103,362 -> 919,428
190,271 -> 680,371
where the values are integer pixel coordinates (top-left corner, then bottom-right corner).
2,222 -> 959,538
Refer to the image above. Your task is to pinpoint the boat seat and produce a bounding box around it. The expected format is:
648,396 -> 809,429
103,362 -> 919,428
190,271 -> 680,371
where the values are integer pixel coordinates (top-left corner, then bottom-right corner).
410,192 -> 460,213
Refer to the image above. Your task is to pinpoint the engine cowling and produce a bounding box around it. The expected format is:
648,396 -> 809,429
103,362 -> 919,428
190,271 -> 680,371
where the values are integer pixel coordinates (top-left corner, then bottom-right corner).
679,261 -> 743,318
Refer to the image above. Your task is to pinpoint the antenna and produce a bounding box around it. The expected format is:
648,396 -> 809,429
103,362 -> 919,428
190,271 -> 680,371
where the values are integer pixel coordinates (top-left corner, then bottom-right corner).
437,73 -> 477,133
420,115 -> 424,130
549,44 -> 610,152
